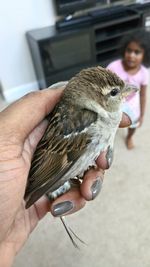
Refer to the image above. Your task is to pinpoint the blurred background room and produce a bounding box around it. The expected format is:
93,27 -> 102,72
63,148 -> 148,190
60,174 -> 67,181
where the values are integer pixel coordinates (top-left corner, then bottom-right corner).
1,0 -> 150,267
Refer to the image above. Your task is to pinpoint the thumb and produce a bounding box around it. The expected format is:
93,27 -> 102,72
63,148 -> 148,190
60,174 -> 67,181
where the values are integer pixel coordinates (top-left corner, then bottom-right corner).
0,88 -> 63,142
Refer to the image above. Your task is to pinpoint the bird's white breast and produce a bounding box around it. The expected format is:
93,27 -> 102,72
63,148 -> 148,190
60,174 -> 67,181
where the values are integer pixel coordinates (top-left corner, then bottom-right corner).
61,109 -> 122,183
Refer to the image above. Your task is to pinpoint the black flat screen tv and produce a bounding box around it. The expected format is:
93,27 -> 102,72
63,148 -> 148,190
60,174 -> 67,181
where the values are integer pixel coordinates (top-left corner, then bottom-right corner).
55,0 -> 96,15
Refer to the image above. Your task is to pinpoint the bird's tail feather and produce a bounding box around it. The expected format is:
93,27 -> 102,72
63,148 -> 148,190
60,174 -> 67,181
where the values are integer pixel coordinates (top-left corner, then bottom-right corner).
60,216 -> 86,249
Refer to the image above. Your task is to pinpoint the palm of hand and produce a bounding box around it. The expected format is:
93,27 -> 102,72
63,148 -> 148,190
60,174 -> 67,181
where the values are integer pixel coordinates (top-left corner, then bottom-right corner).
0,117 -> 89,255
0,131 -> 43,254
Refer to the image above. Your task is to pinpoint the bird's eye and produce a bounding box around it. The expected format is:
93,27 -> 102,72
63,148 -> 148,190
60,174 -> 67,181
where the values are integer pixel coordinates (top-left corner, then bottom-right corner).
110,88 -> 119,97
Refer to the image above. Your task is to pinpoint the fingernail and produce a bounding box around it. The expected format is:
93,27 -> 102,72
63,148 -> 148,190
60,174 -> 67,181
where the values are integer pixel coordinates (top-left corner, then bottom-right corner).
52,201 -> 74,216
106,146 -> 113,168
91,178 -> 103,200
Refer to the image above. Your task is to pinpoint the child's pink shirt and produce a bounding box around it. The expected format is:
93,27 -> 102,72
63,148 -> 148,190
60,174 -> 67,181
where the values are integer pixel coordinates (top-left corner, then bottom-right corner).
107,59 -> 149,127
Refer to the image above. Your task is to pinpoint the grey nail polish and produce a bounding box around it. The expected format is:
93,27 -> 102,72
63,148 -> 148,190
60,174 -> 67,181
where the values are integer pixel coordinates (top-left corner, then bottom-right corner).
52,201 -> 74,216
106,146 -> 114,168
91,178 -> 103,200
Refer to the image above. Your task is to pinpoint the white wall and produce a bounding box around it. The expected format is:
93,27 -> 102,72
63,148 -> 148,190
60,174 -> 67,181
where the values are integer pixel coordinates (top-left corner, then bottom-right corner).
0,0 -> 56,101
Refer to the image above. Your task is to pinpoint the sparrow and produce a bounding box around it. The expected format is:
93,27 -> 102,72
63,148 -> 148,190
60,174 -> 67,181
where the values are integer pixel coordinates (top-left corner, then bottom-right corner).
24,66 -> 137,208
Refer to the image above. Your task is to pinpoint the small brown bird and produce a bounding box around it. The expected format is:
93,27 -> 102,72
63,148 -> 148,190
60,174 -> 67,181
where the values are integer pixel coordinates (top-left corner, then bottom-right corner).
25,66 -> 137,208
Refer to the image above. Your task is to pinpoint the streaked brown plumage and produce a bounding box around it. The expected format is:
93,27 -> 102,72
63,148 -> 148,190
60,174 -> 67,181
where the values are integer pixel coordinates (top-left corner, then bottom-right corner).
25,66 -> 137,208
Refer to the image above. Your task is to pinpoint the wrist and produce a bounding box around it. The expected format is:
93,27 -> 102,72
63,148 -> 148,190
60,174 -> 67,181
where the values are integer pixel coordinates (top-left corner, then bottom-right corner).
0,242 -> 15,267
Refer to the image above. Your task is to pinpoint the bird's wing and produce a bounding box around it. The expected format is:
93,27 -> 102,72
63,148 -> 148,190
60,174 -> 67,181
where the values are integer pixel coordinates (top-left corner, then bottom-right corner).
25,105 -> 97,208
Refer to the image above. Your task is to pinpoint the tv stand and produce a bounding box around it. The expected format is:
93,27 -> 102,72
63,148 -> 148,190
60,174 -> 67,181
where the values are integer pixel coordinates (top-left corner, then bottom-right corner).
56,5 -> 129,31
27,4 -> 149,89
56,13 -> 92,30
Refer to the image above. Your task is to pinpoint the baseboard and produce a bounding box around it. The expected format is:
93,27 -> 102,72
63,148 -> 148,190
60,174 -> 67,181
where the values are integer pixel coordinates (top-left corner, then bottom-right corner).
3,81 -> 39,103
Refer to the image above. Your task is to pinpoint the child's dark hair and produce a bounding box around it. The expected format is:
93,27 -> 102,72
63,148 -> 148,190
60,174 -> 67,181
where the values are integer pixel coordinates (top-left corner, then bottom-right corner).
120,28 -> 150,67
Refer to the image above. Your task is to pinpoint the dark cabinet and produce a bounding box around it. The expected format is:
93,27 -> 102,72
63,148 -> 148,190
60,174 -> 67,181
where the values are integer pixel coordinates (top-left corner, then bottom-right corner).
27,5 -> 144,89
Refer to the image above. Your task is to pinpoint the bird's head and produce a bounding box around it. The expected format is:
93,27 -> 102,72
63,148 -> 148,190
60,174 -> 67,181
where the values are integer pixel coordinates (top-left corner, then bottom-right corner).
66,66 -> 138,113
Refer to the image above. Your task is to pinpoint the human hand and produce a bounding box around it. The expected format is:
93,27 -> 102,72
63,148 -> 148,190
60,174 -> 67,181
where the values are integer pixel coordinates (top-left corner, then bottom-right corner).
0,88 -> 131,266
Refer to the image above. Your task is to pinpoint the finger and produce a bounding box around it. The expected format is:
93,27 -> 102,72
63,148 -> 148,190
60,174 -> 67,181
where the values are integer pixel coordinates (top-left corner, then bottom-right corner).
28,196 -> 51,232
80,168 -> 104,201
96,151 -> 109,170
119,113 -> 131,128
33,195 -> 51,220
0,88 -> 63,142
51,188 -> 86,217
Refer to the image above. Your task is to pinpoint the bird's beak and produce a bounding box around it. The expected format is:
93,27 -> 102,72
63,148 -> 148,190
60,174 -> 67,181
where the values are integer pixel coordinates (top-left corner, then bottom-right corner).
122,83 -> 139,98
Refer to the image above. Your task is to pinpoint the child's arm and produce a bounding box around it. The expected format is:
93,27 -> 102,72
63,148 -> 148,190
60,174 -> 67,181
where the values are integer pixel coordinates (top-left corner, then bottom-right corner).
139,85 -> 147,126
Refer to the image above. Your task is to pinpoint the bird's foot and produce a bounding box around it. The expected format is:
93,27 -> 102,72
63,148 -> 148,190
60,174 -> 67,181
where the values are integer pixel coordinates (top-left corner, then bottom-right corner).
46,178 -> 81,200
47,181 -> 71,200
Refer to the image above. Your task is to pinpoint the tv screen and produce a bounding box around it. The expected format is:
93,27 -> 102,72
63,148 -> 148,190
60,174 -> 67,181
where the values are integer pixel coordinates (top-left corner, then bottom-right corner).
55,0 -> 96,15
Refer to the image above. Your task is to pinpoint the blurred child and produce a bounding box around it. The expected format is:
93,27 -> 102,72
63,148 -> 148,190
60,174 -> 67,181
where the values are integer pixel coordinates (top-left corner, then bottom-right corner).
107,30 -> 150,149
